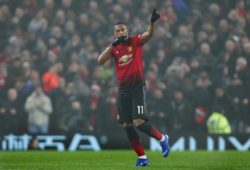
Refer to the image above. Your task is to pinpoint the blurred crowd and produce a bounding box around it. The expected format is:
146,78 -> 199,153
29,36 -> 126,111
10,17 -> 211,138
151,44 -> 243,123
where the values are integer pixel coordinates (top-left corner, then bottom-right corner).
0,0 -> 250,135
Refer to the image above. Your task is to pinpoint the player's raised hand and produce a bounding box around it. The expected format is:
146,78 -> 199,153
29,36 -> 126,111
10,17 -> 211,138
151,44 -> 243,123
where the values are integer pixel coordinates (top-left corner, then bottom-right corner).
112,35 -> 127,47
151,9 -> 160,23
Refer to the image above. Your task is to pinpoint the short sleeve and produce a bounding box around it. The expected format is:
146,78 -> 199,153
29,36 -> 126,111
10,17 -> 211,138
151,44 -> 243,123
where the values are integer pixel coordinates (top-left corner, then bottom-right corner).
133,35 -> 143,46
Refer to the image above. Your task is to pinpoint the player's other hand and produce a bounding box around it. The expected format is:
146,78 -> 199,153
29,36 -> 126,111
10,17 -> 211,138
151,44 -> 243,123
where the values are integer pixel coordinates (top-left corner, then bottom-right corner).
151,9 -> 160,23
112,35 -> 127,47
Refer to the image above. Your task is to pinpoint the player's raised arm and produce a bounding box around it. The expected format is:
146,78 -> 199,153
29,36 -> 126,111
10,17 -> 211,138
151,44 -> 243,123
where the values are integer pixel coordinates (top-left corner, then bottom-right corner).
141,9 -> 160,45
98,45 -> 113,65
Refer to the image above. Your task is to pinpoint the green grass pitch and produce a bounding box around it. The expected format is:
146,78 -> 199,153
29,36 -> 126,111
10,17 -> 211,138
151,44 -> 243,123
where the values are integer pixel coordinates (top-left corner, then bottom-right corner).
0,150 -> 249,170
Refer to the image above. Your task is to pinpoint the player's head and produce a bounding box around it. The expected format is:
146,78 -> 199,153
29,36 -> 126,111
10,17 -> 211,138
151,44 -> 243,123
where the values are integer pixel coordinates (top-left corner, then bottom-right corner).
114,22 -> 128,39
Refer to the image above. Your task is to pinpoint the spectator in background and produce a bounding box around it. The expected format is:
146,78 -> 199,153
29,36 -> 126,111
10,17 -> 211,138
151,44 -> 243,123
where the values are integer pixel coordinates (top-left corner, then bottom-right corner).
13,78 -> 28,133
63,52 -> 80,82
0,64 -> 7,96
172,0 -> 190,21
49,77 -> 73,132
217,19 -> 231,45
148,88 -> 169,132
232,57 -> 249,130
208,3 -> 222,26
193,106 -> 206,132
0,4 -> 11,52
23,69 -> 40,95
0,88 -> 21,134
242,42 -> 250,64
166,58 -> 193,93
211,85 -> 233,121
24,83 -> 53,134
207,107 -> 232,135
195,42 -> 216,72
59,99 -> 92,133
219,39 -> 238,75
42,63 -> 61,94
168,88 -> 192,132
85,83 -> 103,132
64,34 -> 82,57
71,75 -> 90,101
189,77 -> 212,130
172,25 -> 194,57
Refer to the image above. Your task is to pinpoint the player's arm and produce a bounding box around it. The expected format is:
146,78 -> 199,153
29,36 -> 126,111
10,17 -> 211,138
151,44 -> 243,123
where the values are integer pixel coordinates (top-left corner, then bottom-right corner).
98,36 -> 127,65
141,23 -> 155,45
141,9 -> 160,45
98,45 -> 112,65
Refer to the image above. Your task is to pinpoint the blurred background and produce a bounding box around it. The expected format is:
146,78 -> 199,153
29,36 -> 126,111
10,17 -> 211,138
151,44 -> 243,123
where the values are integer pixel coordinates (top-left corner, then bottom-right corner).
0,0 -> 249,140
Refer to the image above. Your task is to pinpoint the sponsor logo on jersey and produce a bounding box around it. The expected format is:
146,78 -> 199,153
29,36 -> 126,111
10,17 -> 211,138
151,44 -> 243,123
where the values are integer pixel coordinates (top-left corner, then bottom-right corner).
118,54 -> 133,66
119,54 -> 132,63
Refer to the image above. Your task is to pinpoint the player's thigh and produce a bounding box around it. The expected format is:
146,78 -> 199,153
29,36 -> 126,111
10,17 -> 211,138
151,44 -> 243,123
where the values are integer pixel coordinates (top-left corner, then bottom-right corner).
133,85 -> 148,117
117,94 -> 133,123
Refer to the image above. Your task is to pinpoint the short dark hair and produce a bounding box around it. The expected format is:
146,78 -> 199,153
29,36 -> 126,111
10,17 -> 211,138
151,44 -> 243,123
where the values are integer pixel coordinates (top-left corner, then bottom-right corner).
115,22 -> 126,26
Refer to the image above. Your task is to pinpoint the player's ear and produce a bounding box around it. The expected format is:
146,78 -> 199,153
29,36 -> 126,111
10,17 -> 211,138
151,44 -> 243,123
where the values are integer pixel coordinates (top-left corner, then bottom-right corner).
113,29 -> 117,37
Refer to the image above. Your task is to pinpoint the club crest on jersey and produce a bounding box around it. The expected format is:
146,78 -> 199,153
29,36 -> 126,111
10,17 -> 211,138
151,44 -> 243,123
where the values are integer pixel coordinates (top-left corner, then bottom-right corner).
127,46 -> 133,52
119,54 -> 132,63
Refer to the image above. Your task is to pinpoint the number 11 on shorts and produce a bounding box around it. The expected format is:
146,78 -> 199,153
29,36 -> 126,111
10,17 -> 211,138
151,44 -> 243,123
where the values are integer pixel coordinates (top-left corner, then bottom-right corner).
137,105 -> 144,114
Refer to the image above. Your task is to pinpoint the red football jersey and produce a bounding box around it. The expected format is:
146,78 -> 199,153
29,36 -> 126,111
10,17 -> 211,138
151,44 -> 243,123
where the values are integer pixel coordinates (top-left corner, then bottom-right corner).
111,35 -> 145,89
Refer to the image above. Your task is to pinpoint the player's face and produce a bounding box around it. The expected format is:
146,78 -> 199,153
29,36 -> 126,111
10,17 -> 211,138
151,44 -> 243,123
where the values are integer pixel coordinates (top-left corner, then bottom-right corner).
114,24 -> 128,39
